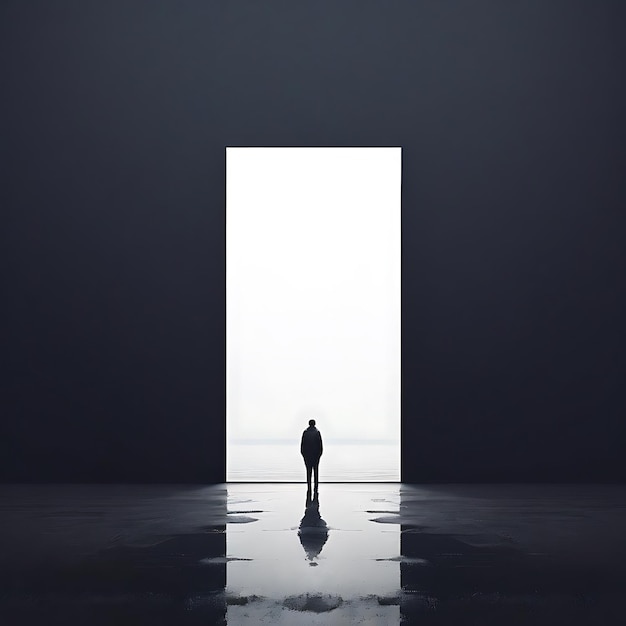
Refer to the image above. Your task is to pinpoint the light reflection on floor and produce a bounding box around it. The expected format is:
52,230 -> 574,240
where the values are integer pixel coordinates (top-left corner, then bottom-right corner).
226,484 -> 400,624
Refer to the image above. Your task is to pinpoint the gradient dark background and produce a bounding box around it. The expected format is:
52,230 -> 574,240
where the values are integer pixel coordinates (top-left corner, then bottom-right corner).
2,1 -> 624,483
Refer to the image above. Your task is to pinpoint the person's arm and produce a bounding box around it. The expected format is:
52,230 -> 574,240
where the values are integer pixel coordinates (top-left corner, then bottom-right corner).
300,432 -> 305,456
318,432 -> 323,456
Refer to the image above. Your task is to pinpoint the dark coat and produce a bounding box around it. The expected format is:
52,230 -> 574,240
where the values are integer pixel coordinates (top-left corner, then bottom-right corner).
300,426 -> 323,461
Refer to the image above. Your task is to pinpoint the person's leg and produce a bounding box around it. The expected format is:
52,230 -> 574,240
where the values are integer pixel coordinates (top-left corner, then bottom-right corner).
306,461 -> 313,491
313,460 -> 319,490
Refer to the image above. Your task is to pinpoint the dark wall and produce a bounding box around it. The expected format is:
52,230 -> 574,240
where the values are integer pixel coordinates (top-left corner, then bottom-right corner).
2,1 -> 624,483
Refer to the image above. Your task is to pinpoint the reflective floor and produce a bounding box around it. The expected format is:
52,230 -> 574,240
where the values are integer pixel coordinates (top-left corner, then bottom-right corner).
1,483 -> 625,624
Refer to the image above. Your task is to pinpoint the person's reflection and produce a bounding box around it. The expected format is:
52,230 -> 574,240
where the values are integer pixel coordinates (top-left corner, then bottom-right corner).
298,489 -> 328,566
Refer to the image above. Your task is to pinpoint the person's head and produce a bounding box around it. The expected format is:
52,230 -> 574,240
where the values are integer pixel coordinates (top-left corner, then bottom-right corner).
308,419 -> 316,427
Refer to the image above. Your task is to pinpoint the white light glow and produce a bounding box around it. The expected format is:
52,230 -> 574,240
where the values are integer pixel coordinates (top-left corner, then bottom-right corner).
227,147 -> 401,481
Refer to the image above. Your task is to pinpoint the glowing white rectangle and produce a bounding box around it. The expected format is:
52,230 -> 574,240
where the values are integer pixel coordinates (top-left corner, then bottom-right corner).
227,147 -> 401,481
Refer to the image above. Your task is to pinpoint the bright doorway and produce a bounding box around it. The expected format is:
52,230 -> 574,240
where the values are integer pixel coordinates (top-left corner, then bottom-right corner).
226,147 -> 401,481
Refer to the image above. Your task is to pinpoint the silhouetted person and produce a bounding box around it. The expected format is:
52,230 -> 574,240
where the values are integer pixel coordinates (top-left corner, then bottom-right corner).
298,490 -> 328,565
300,419 -> 323,492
